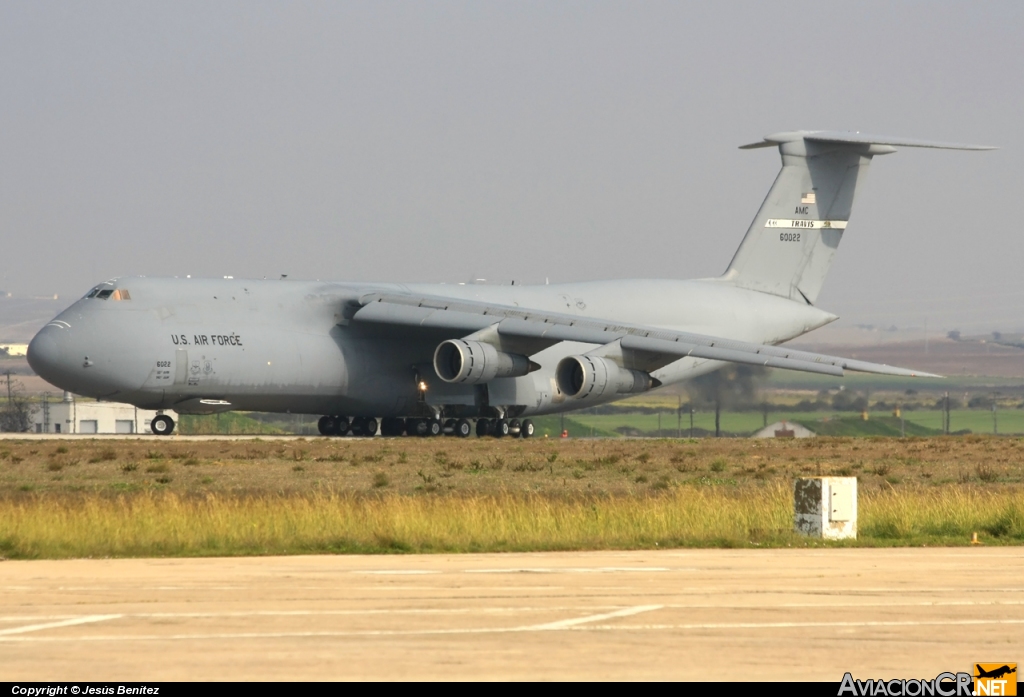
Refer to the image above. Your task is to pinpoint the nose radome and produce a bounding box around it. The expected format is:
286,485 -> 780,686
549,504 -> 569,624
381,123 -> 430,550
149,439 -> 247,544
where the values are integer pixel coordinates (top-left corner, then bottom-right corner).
27,325 -> 70,386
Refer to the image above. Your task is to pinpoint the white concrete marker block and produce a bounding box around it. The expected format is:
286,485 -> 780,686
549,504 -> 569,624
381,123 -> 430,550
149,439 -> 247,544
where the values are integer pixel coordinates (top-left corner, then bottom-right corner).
794,477 -> 857,540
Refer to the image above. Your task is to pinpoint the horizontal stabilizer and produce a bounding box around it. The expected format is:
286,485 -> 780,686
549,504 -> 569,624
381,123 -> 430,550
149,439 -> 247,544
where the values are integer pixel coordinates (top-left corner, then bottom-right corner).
740,130 -> 995,151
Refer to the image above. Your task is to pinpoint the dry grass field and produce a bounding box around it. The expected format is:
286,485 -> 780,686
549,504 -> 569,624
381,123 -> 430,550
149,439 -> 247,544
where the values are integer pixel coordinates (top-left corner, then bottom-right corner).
1,435 -> 1022,558
1,435 -> 1023,496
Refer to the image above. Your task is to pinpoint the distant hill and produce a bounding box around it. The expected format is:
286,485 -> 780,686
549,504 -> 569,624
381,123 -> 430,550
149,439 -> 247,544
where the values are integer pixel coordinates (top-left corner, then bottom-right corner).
787,338 -> 1024,379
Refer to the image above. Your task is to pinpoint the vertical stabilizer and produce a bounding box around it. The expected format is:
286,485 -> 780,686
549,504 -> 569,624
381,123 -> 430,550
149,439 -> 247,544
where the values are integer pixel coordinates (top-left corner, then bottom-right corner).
722,131 -> 992,304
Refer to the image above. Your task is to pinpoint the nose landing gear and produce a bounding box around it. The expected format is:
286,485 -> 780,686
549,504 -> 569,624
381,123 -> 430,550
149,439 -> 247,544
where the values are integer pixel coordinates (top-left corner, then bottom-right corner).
151,414 -> 176,436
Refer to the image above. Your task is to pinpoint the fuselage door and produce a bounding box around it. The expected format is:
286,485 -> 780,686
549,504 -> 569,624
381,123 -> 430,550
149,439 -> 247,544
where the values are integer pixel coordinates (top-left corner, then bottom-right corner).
175,349 -> 188,385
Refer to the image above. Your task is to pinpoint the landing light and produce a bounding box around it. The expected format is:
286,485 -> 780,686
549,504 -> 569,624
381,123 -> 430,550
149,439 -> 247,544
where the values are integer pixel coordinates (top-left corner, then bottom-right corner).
418,381 -> 428,392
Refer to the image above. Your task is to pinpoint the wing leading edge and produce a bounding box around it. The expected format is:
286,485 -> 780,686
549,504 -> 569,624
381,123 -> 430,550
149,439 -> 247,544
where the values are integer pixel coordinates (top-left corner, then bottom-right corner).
352,292 -> 941,379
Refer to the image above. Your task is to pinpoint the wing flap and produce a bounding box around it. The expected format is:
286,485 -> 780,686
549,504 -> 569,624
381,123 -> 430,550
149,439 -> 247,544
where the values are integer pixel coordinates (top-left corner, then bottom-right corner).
619,335 -> 842,377
617,335 -> 938,378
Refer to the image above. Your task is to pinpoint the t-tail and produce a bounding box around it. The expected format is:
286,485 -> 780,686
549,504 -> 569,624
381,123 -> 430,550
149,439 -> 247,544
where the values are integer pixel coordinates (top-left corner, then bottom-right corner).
721,131 -> 993,304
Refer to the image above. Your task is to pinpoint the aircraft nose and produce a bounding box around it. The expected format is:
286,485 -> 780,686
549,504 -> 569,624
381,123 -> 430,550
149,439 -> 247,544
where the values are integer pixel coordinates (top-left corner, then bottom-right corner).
27,324 -> 72,387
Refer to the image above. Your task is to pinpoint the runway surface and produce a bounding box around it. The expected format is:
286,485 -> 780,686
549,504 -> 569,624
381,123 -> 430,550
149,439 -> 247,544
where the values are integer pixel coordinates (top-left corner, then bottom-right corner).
3,549 -> 1022,680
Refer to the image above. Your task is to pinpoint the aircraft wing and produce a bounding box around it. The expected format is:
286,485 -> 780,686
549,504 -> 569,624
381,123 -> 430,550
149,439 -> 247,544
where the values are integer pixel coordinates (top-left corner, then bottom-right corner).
352,292 -> 940,379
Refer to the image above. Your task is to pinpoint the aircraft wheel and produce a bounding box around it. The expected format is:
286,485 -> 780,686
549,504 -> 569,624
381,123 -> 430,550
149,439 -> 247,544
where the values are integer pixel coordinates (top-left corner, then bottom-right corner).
408,418 -> 427,437
455,419 -> 472,438
151,414 -> 175,436
427,419 -> 443,437
318,415 -> 337,436
349,417 -> 365,437
521,419 -> 535,439
509,419 -> 522,438
476,418 -> 491,437
336,417 -> 350,437
363,418 -> 378,437
493,419 -> 509,438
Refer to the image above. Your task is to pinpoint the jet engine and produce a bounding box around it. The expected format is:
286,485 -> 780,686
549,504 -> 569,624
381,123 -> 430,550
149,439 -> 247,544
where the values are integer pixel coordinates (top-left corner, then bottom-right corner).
555,355 -> 656,400
433,339 -> 535,384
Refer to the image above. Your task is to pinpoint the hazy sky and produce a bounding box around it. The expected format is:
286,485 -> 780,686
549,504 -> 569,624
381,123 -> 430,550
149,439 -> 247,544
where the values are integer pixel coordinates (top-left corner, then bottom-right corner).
2,1 -> 1021,333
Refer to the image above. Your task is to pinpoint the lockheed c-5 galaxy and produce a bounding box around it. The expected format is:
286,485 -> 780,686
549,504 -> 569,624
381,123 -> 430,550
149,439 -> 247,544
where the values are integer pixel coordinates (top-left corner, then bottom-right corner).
27,131 -> 991,437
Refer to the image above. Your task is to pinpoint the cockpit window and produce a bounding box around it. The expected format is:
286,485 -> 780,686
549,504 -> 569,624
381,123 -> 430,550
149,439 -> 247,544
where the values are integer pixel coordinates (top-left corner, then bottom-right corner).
83,285 -> 130,300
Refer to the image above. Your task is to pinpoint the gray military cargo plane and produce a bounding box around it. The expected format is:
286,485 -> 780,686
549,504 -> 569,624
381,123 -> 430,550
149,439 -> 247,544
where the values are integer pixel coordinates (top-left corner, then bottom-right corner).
27,131 -> 992,437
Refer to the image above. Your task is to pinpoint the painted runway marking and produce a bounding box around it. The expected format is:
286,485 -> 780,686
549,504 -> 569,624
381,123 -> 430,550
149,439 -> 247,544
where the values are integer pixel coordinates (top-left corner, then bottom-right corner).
523,605 -> 663,630
5,616 -> 1024,643
0,605 -> 663,642
0,615 -> 122,636
465,567 -> 671,574
0,606 -> 625,623
2,597 -> 1023,626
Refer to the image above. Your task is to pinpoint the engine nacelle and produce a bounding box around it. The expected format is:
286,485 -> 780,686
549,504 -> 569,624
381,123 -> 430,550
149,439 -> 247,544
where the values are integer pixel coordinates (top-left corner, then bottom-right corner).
433,340 -> 533,384
555,355 -> 655,400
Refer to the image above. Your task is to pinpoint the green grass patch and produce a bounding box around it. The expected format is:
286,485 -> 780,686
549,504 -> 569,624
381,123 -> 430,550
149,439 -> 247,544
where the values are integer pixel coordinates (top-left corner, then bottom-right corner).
531,409 -> 1022,437
801,416 -> 939,437
179,412 -> 285,435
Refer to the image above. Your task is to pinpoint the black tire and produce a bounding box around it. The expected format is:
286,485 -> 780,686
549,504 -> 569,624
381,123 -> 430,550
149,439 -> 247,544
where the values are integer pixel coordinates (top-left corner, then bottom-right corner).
151,414 -> 175,436
521,419 -> 535,439
509,419 -> 522,437
318,415 -> 337,436
443,418 -> 456,436
476,418 -> 491,437
349,417 -> 365,437
455,419 -> 472,438
493,419 -> 509,438
363,418 -> 378,437
336,417 -> 350,437
427,419 -> 443,437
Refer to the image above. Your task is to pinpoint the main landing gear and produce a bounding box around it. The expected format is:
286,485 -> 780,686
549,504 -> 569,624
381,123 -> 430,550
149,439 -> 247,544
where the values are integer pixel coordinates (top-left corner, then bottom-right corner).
315,415 -> 535,439
475,418 -> 534,439
151,414 -> 176,436
317,415 -> 378,437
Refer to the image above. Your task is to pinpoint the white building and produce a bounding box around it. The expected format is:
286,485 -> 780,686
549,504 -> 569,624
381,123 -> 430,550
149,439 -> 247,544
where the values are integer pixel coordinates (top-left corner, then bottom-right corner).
31,394 -> 176,434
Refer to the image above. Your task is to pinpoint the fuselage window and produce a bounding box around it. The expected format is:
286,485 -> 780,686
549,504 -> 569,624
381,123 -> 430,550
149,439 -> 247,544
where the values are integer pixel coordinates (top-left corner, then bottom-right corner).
96,289 -> 114,300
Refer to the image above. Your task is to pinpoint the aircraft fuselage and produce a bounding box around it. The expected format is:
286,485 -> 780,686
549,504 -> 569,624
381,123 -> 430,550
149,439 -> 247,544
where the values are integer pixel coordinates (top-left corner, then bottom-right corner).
28,276 -> 835,418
